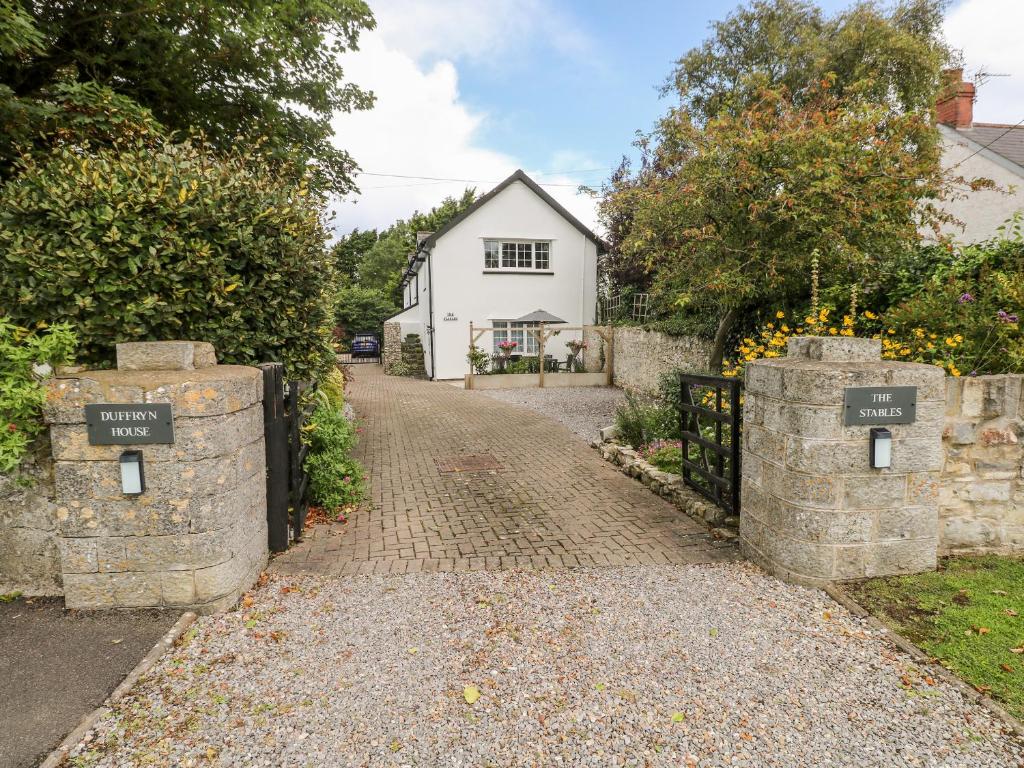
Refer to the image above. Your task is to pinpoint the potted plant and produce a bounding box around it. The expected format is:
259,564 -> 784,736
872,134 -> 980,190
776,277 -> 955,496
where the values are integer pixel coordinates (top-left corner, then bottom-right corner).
495,340 -> 517,372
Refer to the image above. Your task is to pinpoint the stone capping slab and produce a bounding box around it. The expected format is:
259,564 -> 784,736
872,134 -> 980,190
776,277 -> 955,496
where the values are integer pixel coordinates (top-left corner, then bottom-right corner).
44,365 -> 262,423
825,584 -> 1024,740
39,610 -> 198,768
116,341 -> 217,371
591,437 -> 738,537
787,336 -> 881,362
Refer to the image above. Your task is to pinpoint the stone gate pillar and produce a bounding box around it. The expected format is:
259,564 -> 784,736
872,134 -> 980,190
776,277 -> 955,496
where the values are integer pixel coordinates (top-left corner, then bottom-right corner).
43,341 -> 268,613
741,336 -> 945,586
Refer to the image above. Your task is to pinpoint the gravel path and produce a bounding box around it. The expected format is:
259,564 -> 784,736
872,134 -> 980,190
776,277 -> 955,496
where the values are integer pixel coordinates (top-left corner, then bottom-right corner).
69,564 -> 1021,767
477,385 -> 624,441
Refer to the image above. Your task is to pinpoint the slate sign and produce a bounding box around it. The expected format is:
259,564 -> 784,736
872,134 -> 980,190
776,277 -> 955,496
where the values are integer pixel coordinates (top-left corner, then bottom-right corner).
843,386 -> 917,426
85,403 -> 175,445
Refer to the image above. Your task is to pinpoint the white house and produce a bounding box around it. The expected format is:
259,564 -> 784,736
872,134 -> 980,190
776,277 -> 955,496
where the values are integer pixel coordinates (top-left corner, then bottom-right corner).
934,71 -> 1024,243
386,170 -> 604,380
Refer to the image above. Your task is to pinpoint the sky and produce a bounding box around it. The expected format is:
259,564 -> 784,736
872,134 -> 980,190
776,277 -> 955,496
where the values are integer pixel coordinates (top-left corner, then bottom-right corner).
330,0 -> 1024,237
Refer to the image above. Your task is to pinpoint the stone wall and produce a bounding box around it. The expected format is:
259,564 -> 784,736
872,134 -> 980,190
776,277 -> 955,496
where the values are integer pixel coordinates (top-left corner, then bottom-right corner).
741,337 -> 945,586
43,341 -> 268,613
0,438 -> 61,596
382,321 -> 401,374
611,326 -> 711,395
940,375 -> 1024,553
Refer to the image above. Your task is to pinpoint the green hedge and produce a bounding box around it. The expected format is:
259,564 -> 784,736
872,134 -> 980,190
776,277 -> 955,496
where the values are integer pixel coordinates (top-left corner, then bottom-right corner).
0,137 -> 337,380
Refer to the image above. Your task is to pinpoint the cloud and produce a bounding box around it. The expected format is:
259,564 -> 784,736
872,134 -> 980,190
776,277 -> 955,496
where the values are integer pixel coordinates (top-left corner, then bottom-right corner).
944,0 -> 1024,124
328,4 -> 600,237
369,0 -> 593,68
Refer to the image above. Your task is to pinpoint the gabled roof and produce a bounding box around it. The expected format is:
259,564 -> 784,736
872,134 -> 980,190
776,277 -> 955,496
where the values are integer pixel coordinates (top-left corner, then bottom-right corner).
418,169 -> 606,254
955,123 -> 1024,169
942,123 -> 1024,179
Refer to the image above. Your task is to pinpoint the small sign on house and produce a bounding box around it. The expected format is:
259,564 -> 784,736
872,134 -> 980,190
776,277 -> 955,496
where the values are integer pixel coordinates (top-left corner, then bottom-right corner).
843,386 -> 917,426
443,312 -> 458,321
85,403 -> 175,445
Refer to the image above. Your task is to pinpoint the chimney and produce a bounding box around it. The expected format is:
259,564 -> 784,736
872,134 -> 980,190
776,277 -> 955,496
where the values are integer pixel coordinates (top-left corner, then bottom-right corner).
936,68 -> 975,128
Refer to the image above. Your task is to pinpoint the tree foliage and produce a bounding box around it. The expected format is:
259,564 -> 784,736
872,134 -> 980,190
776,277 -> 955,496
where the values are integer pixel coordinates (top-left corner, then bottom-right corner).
0,136 -> 338,380
0,0 -> 375,192
667,0 -> 954,123
598,0 -> 958,368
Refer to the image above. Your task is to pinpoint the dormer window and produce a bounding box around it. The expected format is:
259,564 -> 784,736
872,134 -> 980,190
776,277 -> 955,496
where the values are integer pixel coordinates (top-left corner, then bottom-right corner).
483,240 -> 552,272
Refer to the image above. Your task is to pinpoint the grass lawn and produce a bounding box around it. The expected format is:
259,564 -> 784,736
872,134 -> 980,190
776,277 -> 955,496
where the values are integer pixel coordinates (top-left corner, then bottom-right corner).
847,555 -> 1024,720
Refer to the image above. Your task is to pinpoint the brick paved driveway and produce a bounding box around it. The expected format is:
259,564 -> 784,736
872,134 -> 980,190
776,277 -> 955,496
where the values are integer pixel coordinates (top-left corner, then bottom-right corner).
271,366 -> 735,575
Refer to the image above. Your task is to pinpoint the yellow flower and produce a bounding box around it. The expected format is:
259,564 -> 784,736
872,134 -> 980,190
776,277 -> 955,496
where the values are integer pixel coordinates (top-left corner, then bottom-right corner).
804,316 -> 816,324
842,315 -> 854,327
887,328 -> 895,335
950,366 -> 961,377
863,310 -> 877,320
828,327 -> 838,335
954,334 -> 964,343
776,311 -> 785,319
781,324 -> 790,333
766,323 -> 775,330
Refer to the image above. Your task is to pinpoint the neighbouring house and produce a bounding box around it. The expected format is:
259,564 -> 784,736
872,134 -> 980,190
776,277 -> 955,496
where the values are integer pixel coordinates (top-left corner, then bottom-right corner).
385,169 -> 604,380
935,70 -> 1024,243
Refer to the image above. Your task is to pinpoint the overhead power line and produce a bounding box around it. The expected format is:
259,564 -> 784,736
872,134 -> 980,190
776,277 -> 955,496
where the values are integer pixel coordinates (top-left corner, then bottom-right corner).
356,168 -> 612,190
950,117 -> 1024,170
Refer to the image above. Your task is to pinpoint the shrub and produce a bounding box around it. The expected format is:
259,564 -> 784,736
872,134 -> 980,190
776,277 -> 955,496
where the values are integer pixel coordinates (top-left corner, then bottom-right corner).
466,346 -> 490,374
387,359 -> 411,377
318,368 -> 346,411
614,390 -> 675,449
0,318 -> 76,472
0,137 -> 337,381
305,403 -> 365,511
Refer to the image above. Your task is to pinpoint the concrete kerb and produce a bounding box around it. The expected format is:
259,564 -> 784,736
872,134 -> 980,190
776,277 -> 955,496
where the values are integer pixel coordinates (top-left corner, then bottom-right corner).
39,610 -> 198,768
824,584 -> 1024,741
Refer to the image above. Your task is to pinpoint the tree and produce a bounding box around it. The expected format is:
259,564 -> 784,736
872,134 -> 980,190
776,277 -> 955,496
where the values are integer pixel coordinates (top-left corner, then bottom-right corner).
354,188 -> 478,302
334,284 -> 400,342
613,82 -> 954,370
0,1 -> 375,192
667,0 -> 954,124
599,0 -> 959,366
332,228 -> 378,286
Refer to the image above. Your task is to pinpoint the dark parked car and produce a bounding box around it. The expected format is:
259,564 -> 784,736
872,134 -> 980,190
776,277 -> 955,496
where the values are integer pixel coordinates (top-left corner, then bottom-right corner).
351,332 -> 380,358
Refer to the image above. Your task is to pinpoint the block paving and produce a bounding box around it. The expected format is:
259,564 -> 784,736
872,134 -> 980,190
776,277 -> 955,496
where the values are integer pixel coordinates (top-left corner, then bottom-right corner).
271,366 -> 735,575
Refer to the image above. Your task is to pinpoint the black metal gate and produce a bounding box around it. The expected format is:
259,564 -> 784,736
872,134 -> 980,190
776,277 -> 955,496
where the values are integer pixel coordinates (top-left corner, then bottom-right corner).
260,363 -> 318,552
679,373 -> 742,515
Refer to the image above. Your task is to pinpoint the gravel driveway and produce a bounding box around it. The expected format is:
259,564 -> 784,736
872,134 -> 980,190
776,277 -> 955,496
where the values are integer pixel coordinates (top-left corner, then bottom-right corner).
69,564 -> 1022,767
477,385 -> 624,441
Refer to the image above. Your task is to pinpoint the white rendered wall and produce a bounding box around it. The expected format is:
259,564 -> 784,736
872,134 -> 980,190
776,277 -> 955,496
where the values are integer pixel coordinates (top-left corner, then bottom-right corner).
933,126 -> 1024,244
426,180 -> 598,379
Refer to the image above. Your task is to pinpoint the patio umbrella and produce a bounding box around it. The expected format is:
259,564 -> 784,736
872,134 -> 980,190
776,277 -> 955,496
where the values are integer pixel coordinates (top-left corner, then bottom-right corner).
515,309 -> 566,324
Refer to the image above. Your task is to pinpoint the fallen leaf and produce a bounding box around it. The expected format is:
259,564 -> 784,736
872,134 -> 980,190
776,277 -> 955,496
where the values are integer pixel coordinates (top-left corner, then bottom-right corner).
978,626 -> 991,635
463,685 -> 480,705
991,590 -> 1008,596
389,740 -> 401,753
975,684 -> 992,694
924,676 -> 936,686
709,628 -> 719,638
407,647 -> 418,654
617,689 -> 637,703
671,712 -> 686,723
740,732 -> 753,741
822,611 -> 832,621
1004,609 -> 1018,617
111,638 -> 123,645
1010,647 -> 1024,654
594,683 -> 605,692
1000,663 -> 1014,673
241,594 -> 254,609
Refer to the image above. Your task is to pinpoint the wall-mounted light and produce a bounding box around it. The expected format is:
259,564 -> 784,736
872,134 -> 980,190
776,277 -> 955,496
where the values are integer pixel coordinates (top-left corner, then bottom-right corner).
119,450 -> 145,496
869,427 -> 892,469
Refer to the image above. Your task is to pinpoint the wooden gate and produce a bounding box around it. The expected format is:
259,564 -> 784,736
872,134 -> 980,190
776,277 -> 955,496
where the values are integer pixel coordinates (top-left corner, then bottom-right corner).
260,363 -> 318,552
678,373 -> 742,515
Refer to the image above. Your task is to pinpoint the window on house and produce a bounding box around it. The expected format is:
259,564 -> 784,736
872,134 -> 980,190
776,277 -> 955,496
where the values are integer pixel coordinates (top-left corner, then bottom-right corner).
486,240 -> 552,271
492,321 -> 540,355
484,240 -> 499,269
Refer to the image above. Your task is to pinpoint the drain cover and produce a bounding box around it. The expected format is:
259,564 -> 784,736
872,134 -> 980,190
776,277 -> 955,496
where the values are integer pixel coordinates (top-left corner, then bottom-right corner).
435,454 -> 503,473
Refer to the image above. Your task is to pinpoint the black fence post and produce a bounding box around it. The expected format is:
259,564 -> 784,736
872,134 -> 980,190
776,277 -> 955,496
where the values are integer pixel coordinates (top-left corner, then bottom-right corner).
260,363 -> 289,553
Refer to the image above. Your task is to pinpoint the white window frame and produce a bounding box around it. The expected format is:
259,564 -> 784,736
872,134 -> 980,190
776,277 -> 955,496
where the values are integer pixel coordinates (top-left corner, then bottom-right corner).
492,321 -> 540,355
483,239 -> 553,273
